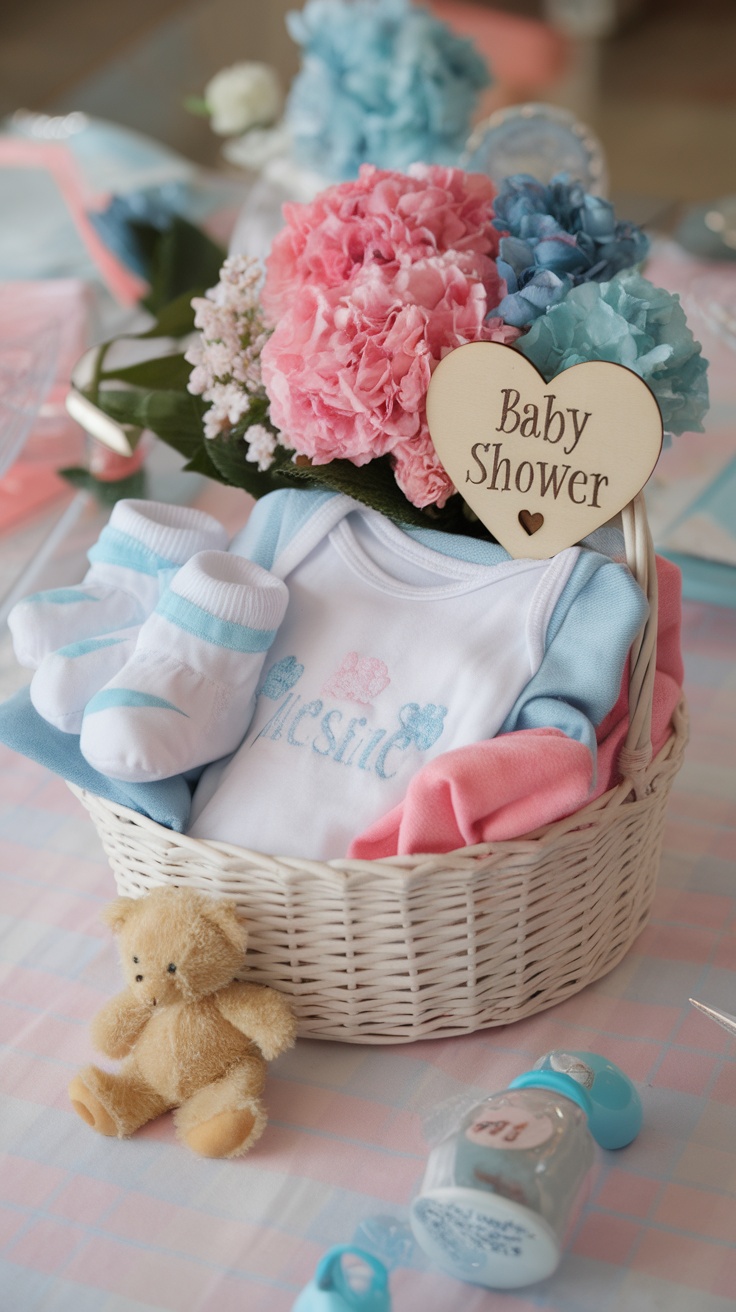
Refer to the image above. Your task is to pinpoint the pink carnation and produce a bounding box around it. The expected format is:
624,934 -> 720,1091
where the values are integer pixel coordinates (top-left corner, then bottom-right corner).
262,163 -> 503,322
391,431 -> 455,510
262,254 -> 520,504
262,272 -> 434,464
390,317 -> 524,509
260,165 -> 519,508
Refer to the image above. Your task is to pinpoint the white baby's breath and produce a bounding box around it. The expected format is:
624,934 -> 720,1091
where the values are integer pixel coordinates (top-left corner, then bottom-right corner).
186,254 -> 273,442
245,423 -> 278,471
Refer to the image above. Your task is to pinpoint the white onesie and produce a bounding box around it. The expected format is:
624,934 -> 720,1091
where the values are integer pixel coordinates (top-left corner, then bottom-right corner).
188,505 -> 579,859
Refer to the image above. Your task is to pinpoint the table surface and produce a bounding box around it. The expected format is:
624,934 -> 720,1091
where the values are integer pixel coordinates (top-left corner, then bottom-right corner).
0,516 -> 735,1311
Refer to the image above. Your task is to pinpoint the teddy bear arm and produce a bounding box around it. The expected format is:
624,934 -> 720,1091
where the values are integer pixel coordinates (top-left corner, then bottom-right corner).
91,991 -> 149,1059
215,983 -> 297,1061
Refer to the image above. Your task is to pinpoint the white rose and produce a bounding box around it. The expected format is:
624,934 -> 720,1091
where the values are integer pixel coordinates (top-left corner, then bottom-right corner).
205,63 -> 283,136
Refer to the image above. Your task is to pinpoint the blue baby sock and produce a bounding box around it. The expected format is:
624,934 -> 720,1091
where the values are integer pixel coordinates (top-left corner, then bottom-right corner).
8,500 -> 228,669
79,551 -> 288,783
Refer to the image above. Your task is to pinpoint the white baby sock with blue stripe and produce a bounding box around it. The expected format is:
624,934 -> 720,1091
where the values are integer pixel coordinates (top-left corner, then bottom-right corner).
79,551 -> 288,783
8,500 -> 228,669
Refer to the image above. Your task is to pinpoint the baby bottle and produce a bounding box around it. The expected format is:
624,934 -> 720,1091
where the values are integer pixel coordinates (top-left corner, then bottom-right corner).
410,1050 -> 642,1290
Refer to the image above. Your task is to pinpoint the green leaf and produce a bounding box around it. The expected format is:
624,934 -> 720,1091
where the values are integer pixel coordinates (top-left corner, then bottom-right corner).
273,454 -> 429,527
184,96 -> 210,117
96,387 -> 208,454
101,353 -> 192,391
138,291 -> 201,340
205,432 -> 298,497
202,432 -> 255,488
269,453 -> 498,538
59,465 -> 148,505
143,218 -> 225,316
181,445 -> 220,478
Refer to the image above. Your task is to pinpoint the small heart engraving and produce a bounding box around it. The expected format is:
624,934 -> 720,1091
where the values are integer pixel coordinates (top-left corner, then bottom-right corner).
519,510 -> 544,536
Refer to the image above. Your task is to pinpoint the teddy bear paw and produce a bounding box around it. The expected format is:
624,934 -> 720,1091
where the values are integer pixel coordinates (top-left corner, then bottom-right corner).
183,1106 -> 262,1158
68,1075 -> 118,1137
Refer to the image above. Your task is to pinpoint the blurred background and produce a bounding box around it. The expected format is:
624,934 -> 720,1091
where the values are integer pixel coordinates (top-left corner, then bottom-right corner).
1,0 -> 734,205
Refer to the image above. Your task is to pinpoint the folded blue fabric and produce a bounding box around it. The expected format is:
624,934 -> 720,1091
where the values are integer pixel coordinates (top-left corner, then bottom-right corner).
0,686 -> 192,831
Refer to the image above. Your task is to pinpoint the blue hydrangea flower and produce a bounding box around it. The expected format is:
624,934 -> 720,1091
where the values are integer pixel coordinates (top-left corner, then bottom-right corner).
517,272 -> 709,438
489,174 -> 650,328
285,0 -> 491,180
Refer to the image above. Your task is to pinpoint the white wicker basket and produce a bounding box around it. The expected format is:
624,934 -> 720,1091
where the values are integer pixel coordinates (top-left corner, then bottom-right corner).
69,495 -> 687,1044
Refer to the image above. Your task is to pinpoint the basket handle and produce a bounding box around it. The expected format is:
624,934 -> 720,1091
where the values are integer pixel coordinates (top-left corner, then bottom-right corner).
618,493 -> 659,796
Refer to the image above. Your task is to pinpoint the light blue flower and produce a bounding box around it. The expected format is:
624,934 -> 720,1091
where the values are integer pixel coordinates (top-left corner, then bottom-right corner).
489,174 -> 649,328
517,272 -> 710,438
285,0 -> 490,180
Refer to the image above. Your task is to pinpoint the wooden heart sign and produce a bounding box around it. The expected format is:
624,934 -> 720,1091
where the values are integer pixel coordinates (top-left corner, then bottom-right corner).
426,342 -> 663,559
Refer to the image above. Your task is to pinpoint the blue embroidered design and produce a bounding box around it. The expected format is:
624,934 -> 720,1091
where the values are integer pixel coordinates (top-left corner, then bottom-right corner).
261,656 -> 305,699
251,655 -> 448,778
398,703 -> 447,750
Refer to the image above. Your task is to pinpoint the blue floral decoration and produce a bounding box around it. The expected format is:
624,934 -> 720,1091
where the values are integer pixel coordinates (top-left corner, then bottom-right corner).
489,174 -> 649,328
261,656 -> 305,699
517,272 -> 710,438
399,702 -> 447,751
285,0 -> 491,180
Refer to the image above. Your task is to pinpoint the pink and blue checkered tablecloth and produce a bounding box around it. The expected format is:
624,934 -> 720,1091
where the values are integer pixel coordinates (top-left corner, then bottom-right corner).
0,594 -> 734,1312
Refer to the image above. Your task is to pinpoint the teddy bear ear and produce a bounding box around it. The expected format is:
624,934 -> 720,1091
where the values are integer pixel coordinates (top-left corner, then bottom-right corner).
102,897 -> 141,934
200,898 -> 249,953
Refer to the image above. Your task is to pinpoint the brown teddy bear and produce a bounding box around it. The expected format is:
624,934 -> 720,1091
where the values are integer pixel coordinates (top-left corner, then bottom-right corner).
68,886 -> 296,1158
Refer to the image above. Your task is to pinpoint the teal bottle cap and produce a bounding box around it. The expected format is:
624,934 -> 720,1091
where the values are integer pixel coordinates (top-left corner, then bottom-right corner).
508,1068 -> 593,1118
529,1050 -> 643,1150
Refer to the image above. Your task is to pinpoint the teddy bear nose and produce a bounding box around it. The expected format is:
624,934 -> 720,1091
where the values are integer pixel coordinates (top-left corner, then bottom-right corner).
135,974 -> 143,982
